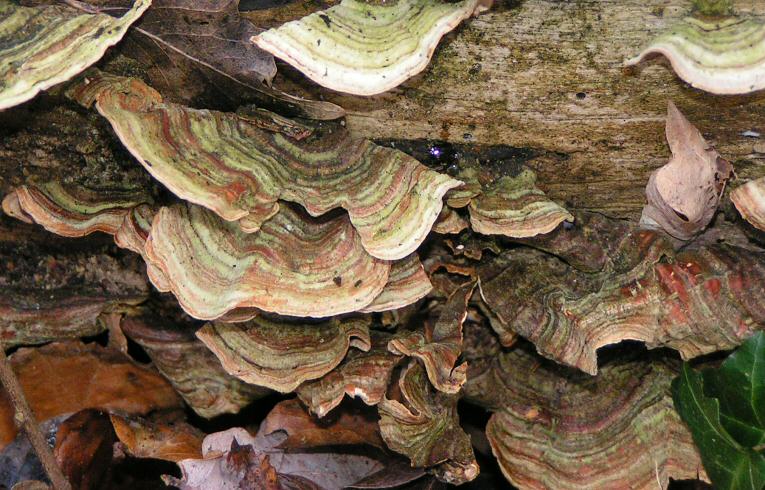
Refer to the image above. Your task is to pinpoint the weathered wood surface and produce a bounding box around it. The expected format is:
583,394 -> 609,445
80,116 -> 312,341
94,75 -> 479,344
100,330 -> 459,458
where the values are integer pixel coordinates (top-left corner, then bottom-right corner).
273,0 -> 765,218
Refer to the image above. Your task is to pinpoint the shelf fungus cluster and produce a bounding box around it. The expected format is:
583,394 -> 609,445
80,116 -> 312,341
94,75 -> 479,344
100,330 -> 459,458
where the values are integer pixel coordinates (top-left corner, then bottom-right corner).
67,72 -> 461,261
479,225 -> 765,375
626,10 -> 765,94
7,187 -> 439,320
464,346 -> 708,489
253,0 -> 491,96
3,4 -> 765,487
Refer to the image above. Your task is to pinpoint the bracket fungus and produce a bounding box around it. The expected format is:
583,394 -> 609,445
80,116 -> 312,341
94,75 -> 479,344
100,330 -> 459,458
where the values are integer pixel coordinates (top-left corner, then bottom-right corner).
113,204 -> 155,257
432,206 -> 469,235
445,164 -> 572,239
641,102 -> 732,240
479,236 -> 765,375
0,0 -> 151,110
466,348 -> 707,489
121,317 -> 270,419
69,72 -> 461,260
378,361 -> 479,485
144,203 -> 390,319
626,14 -> 765,95
252,0 -> 489,96
359,254 -> 432,313
196,316 -> 371,393
3,182 -> 151,238
2,182 -> 172,294
732,177 -> 765,231
296,332 -> 402,418
468,169 -> 573,238
1,192 -> 32,224
387,281 -> 475,394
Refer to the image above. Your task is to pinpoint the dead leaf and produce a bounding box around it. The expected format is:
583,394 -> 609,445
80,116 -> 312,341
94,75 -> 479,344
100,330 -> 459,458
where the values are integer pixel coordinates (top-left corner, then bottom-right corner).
347,458 -> 426,489
262,399 -> 385,450
171,426 -> 384,489
11,481 -> 49,490
54,410 -> 117,490
110,413 -> 203,463
640,101 -> 733,240
0,341 -> 181,448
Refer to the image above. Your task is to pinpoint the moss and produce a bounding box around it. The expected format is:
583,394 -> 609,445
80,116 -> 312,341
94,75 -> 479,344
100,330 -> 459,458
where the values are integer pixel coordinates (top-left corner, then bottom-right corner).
690,0 -> 733,17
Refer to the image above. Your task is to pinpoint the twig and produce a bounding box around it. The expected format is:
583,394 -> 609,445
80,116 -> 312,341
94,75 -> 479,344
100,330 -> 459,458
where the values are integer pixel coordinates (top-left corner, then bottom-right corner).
0,347 -> 72,490
62,0 -> 99,14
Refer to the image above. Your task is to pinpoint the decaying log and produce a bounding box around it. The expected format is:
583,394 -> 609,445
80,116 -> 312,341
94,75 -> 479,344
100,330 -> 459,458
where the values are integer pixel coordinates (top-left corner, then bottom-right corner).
270,0 -> 765,218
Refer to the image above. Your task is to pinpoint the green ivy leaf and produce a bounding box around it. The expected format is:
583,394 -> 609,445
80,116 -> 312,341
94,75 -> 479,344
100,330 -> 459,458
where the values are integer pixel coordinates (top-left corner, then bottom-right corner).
703,333 -> 765,449
672,332 -> 765,490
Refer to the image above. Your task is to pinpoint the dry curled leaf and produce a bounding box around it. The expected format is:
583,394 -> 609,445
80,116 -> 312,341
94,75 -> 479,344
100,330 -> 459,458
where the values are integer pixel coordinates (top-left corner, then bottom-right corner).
99,0 -> 278,88
110,413 -> 204,463
0,341 -> 181,448
640,102 -> 733,240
